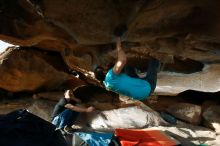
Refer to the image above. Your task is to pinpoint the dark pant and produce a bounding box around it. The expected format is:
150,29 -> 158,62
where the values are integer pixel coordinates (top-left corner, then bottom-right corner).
124,58 -> 159,94
52,109 -> 79,129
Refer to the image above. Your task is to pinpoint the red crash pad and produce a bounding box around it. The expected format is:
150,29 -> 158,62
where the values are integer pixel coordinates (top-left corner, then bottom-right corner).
115,129 -> 180,146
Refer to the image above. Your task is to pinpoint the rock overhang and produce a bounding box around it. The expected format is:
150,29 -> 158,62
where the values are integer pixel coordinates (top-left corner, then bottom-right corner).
0,0 -> 220,94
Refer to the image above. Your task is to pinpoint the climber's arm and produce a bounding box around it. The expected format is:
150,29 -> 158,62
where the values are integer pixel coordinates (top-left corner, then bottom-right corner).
113,37 -> 127,74
65,104 -> 95,113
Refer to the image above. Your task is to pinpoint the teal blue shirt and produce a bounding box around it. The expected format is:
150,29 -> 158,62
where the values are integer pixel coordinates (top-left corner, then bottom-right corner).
104,69 -> 151,100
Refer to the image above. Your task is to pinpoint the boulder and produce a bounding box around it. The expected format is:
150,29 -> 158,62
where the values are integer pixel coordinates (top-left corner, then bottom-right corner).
0,47 -> 70,92
1,0 -> 220,95
202,100 -> 218,111
203,105 -> 220,134
156,64 -> 220,95
0,97 -> 32,115
166,103 -> 202,124
27,99 -> 56,121
1,0 -> 220,48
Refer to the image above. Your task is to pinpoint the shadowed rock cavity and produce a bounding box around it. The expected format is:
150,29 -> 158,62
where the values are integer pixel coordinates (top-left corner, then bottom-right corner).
162,57 -> 204,74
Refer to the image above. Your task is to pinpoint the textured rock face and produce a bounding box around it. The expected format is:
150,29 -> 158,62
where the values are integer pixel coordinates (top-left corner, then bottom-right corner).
166,103 -> 202,124
203,105 -> 220,134
0,0 -> 220,94
1,0 -> 220,46
27,99 -> 56,121
0,47 -> 71,92
156,64 -> 220,95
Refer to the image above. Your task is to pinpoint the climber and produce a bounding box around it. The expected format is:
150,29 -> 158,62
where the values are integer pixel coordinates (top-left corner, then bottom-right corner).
51,89 -> 95,132
94,26 -> 159,100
